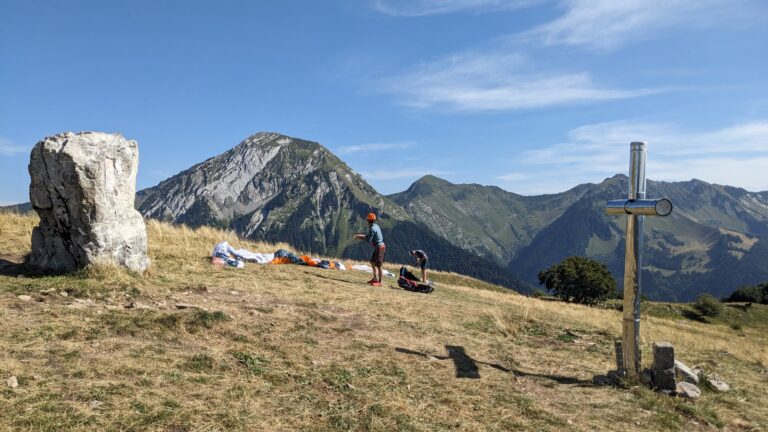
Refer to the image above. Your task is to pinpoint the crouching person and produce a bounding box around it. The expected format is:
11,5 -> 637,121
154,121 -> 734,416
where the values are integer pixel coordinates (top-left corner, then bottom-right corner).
410,249 -> 429,284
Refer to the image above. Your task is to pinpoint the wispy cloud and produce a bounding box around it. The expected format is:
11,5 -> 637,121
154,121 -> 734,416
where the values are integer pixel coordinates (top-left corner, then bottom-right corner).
382,52 -> 659,111
521,0 -> 757,51
0,138 -> 28,156
520,120 -> 768,192
497,172 -> 529,181
371,0 -> 539,16
361,169 -> 452,181
337,142 -> 415,154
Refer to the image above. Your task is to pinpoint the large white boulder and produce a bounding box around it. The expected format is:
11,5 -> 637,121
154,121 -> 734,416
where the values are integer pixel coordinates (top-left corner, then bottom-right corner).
28,132 -> 149,272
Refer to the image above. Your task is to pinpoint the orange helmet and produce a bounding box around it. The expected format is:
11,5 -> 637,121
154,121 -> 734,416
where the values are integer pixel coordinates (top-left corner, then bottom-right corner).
366,213 -> 377,221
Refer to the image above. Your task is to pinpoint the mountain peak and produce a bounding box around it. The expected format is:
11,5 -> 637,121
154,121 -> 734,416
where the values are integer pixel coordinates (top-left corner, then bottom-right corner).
415,174 -> 452,186
236,132 -> 297,150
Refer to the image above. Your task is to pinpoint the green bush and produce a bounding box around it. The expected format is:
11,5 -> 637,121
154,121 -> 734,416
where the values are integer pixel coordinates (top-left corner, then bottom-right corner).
724,282 -> 768,304
694,294 -> 723,317
537,256 -> 616,305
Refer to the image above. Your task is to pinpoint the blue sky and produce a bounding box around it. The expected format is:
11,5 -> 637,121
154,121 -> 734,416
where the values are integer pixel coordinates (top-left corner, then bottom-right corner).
1,0 -> 767,205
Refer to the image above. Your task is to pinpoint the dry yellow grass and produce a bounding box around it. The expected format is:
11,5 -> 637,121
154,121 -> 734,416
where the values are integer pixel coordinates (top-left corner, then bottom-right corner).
1,212 -> 766,431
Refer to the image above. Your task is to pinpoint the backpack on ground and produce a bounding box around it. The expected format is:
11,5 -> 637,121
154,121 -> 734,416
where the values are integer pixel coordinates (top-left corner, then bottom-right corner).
398,266 -> 434,294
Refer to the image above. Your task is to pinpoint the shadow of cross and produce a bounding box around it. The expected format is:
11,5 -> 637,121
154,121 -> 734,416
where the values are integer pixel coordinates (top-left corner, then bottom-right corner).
445,345 -> 480,379
395,346 -> 512,379
395,346 -> 590,385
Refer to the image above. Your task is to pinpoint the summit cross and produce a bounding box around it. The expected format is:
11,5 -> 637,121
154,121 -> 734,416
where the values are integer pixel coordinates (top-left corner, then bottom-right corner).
605,142 -> 673,380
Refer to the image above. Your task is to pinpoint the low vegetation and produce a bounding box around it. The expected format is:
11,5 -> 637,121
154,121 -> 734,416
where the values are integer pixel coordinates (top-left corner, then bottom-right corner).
724,282 -> 768,304
694,294 -> 724,318
537,256 -> 616,305
1,212 -> 767,431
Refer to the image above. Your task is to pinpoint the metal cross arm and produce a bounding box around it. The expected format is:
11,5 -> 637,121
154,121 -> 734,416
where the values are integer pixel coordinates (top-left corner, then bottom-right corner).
606,198 -> 673,216
604,141 -> 673,381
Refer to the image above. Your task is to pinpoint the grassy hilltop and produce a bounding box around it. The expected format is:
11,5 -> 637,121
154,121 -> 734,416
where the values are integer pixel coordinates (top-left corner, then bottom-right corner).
1,212 -> 767,431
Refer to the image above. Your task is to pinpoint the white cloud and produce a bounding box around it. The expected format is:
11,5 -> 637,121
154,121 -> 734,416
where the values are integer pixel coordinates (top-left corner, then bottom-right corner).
0,138 -> 28,156
371,0 -> 539,16
520,119 -> 768,192
497,172 -> 529,181
337,142 -> 415,154
384,52 -> 658,111
522,0 -> 756,50
361,169 -> 452,180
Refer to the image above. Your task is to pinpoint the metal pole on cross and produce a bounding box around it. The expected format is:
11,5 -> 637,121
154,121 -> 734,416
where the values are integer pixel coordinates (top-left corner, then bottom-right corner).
605,142 -> 673,380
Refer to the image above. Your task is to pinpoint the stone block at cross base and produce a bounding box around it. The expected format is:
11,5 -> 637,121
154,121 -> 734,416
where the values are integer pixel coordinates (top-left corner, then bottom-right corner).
652,342 -> 675,370
27,132 -> 149,273
652,367 -> 676,392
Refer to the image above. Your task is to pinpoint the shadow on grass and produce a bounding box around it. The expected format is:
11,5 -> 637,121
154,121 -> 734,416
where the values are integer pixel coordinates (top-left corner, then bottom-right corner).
396,346 -> 590,385
0,257 -> 37,277
301,270 -> 368,286
681,309 -> 708,323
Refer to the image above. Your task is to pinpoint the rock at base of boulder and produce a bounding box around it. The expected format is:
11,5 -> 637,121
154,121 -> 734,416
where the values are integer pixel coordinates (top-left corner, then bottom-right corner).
676,381 -> 701,399
27,132 -> 149,273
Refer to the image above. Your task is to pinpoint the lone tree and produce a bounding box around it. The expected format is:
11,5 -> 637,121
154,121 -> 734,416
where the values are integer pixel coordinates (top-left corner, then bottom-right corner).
538,256 -> 616,305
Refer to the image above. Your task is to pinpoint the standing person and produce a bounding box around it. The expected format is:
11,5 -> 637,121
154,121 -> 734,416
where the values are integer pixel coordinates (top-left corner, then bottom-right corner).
410,249 -> 429,284
354,213 -> 385,286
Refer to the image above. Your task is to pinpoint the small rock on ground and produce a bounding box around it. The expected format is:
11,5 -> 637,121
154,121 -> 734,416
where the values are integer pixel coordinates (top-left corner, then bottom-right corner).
6,376 -> 18,388
674,360 -> 700,384
707,374 -> 730,392
676,381 -> 701,399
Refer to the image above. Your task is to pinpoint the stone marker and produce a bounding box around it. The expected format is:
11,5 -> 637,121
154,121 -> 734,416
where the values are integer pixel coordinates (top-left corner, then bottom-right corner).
28,132 -> 149,273
652,342 -> 675,369
651,342 -> 676,391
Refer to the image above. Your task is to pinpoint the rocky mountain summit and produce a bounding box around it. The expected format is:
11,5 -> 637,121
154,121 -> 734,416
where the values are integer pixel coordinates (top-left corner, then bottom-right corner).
135,132 -> 528,290
137,132 -> 404,253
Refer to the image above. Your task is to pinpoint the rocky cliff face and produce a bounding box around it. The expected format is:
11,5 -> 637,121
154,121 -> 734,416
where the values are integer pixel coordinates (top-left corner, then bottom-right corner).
137,132 -> 401,255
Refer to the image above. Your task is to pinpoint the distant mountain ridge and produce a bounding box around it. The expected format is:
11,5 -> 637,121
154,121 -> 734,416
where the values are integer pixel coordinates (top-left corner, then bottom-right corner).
389,175 -> 592,264
391,173 -> 768,301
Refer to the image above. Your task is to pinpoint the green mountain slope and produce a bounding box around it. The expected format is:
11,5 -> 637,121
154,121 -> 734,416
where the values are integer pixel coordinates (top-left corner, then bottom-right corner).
389,175 -> 591,264
508,175 -> 768,301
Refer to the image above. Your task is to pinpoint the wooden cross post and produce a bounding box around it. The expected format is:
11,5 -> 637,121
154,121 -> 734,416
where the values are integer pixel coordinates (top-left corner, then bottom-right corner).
605,142 -> 673,380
